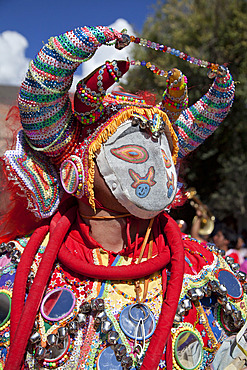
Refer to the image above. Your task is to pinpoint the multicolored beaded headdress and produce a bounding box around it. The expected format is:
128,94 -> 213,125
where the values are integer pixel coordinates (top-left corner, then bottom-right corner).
3,26 -> 235,218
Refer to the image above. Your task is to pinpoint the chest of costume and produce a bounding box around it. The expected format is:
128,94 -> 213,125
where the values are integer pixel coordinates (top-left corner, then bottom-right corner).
1,235 -> 247,370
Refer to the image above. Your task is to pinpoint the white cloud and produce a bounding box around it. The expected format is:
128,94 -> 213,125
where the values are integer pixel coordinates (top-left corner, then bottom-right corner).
0,31 -> 30,86
0,19 -> 135,89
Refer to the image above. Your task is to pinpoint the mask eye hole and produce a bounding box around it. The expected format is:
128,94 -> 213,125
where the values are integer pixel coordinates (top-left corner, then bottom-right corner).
110,145 -> 149,163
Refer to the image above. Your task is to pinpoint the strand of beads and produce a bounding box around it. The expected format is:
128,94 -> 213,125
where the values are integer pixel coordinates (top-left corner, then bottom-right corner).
129,36 -> 220,72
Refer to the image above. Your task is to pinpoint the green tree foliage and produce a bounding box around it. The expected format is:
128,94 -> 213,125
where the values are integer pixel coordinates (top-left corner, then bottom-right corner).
125,0 -> 247,230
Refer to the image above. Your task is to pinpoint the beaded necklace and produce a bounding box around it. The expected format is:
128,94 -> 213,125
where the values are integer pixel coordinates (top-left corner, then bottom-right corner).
129,35 -> 220,73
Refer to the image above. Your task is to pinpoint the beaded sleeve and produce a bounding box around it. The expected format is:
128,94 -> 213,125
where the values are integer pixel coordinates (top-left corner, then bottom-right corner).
173,72 -> 235,159
18,26 -> 123,158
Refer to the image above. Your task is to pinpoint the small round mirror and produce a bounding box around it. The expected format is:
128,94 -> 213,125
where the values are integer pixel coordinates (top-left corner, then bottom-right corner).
0,291 -> 11,327
60,160 -> 78,194
174,330 -> 203,370
119,303 -> 156,340
41,288 -> 75,321
218,269 -> 242,299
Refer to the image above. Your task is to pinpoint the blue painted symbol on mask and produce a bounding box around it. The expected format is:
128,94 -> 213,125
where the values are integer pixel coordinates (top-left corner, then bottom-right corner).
135,183 -> 150,198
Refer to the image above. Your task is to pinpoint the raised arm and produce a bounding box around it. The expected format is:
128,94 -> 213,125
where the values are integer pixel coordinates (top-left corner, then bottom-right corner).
173,69 -> 235,159
18,26 -> 124,157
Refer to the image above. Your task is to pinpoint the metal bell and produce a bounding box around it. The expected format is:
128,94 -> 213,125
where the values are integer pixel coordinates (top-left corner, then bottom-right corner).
121,354 -> 133,369
80,301 -> 91,314
91,298 -> 104,312
107,330 -> 119,345
47,334 -> 57,347
35,346 -> 46,360
217,284 -> 228,296
194,288 -> 204,300
10,249 -> 21,263
223,302 -> 233,315
202,284 -> 212,297
77,313 -> 87,327
209,280 -> 219,292
219,249 -> 226,257
95,311 -> 107,325
68,320 -> 79,334
187,288 -> 198,301
173,313 -> 182,325
30,331 -> 41,344
176,304 -> 186,316
217,296 -> 228,306
0,243 -> 7,254
58,326 -> 68,339
242,283 -> 247,293
225,256 -> 235,265
6,241 -> 15,252
182,299 -> 192,311
231,263 -> 240,272
114,343 -> 127,360
237,271 -> 247,282
101,319 -> 113,334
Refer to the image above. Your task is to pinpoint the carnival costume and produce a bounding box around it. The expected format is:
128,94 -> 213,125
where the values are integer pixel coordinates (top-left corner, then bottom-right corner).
0,26 -> 246,370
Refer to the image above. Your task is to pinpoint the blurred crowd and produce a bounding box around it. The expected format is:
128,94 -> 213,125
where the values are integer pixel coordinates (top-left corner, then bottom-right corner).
176,208 -> 247,273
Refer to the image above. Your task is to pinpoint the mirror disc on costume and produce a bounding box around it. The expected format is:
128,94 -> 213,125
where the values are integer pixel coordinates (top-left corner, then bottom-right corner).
60,160 -> 78,194
41,288 -> 76,321
119,303 -> 156,340
97,346 -> 122,370
44,336 -> 70,362
0,291 -> 11,327
218,269 -> 243,299
174,331 -> 203,370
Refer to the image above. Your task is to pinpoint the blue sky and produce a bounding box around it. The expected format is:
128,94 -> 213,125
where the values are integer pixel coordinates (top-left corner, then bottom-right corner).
0,0 -> 156,58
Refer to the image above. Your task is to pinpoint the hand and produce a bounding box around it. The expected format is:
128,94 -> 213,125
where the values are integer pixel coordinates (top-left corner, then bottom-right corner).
115,34 -> 131,50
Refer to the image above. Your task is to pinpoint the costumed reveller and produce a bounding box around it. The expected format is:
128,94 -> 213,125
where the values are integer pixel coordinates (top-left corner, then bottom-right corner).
0,25 -> 246,370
